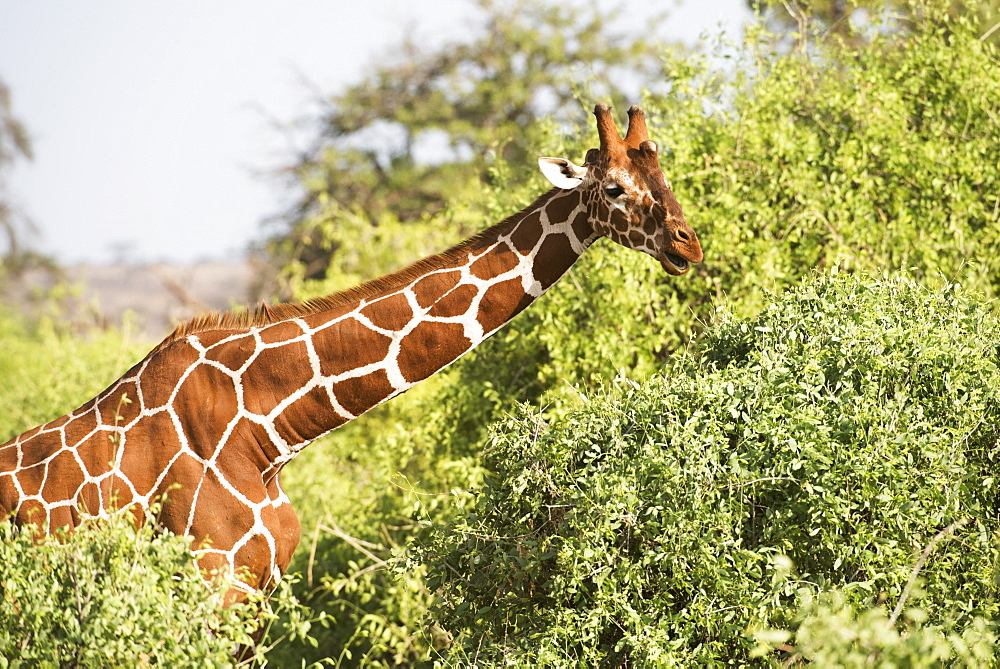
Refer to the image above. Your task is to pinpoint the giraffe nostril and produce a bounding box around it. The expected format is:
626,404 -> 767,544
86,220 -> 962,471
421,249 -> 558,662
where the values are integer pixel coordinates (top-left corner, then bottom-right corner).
673,227 -> 691,243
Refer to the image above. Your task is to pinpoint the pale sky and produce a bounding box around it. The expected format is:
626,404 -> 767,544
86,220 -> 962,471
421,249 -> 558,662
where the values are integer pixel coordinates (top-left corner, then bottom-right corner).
0,1 -> 751,265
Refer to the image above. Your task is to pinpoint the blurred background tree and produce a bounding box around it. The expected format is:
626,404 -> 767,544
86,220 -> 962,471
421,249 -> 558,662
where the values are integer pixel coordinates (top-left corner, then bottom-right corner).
263,0 -> 677,288
0,76 -> 42,276
746,0 -> 1000,44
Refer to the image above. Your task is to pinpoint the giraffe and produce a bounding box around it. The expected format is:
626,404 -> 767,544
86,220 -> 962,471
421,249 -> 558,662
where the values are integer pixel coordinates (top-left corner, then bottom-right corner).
0,103 -> 702,599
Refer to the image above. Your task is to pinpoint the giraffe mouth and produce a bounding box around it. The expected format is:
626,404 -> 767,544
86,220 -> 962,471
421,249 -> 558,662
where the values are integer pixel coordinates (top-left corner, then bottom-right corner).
660,253 -> 690,275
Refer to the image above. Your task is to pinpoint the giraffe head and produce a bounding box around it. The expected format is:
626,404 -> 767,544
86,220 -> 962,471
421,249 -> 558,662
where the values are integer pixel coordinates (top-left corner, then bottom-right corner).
538,103 -> 703,275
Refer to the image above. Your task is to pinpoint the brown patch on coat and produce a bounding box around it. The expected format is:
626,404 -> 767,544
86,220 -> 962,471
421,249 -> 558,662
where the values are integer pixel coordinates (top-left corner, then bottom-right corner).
413,270 -> 463,309
274,385 -> 341,445
532,233 -> 577,290
206,335 -> 256,372
316,318 -> 393,378
242,341 -> 313,415
470,242 -> 520,280
259,320 -> 305,345
96,382 -> 141,427
361,293 -> 413,331
397,321 -> 470,384
332,369 -> 397,416
139,340 -> 201,409
477,276 -> 532,334
428,283 -> 478,318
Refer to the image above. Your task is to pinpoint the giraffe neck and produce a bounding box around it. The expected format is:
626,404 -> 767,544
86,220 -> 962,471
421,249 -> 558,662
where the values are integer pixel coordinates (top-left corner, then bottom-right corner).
200,186 -> 597,469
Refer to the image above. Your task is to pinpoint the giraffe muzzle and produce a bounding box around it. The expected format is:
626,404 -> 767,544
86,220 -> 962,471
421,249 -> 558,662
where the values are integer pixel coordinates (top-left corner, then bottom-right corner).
660,253 -> 691,275
658,224 -> 703,276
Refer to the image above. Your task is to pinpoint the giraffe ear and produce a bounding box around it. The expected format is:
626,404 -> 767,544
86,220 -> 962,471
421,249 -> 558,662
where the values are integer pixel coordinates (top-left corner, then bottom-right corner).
538,157 -> 588,189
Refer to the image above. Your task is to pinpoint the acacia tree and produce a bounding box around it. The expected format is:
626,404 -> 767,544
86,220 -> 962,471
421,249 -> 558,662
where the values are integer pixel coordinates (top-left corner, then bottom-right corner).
266,0 -> 677,284
0,77 -> 36,274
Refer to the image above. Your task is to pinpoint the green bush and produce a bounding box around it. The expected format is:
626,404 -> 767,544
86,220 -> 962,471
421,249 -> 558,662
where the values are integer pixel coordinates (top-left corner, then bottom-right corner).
0,511 -> 261,667
420,273 -> 1000,665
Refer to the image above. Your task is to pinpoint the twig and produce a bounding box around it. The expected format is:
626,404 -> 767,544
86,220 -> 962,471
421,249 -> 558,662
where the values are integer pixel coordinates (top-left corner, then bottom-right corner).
730,476 -> 799,488
307,520 -> 322,587
307,517 -> 388,586
318,520 -> 387,566
888,518 -> 971,625
981,21 -> 1000,42
389,472 -> 462,496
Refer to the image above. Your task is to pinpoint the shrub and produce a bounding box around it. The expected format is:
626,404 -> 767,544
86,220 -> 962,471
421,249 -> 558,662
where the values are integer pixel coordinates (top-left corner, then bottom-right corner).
420,273 -> 1000,665
0,511 -> 260,667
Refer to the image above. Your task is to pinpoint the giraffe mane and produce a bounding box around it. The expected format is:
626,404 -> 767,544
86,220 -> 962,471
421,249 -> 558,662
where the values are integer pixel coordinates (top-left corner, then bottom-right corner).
151,189 -> 561,354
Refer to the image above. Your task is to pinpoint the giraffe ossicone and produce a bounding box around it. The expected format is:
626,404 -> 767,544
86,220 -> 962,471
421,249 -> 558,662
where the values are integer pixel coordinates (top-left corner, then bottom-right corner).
0,103 -> 702,598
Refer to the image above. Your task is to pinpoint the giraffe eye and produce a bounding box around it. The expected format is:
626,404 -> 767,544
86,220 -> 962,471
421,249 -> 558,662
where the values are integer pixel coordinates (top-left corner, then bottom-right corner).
604,184 -> 625,199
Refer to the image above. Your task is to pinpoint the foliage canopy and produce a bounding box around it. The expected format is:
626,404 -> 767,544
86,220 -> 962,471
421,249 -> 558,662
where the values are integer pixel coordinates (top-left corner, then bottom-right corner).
421,273 -> 1000,665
